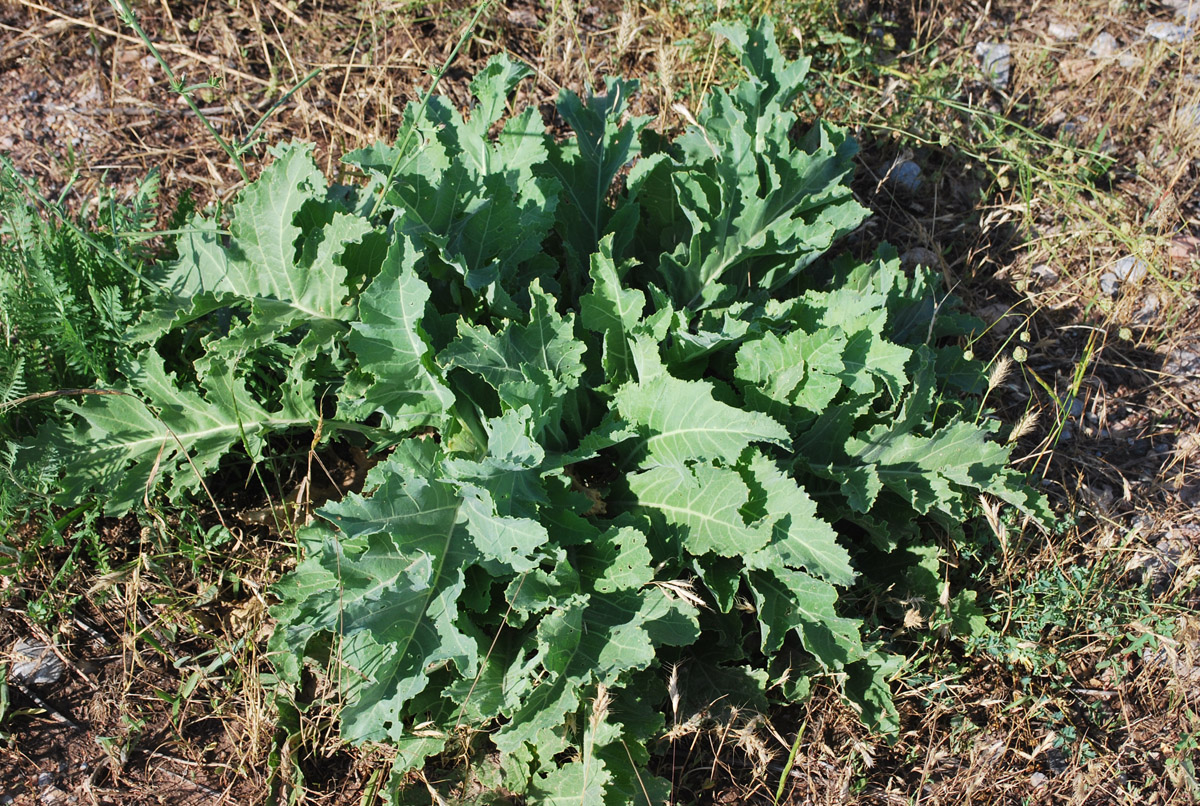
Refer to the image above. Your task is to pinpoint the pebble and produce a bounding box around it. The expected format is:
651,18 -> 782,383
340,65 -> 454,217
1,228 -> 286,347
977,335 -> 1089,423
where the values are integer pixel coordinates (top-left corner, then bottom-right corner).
1030,263 -> 1059,287
1136,293 -> 1160,323
1146,20 -> 1193,43
901,246 -> 940,268
1087,32 -> 1119,58
1165,347 -> 1200,377
10,639 -> 66,686
1165,0 -> 1200,24
1099,256 -> 1147,295
36,773 -> 53,788
886,158 -> 922,192
1177,104 -> 1200,128
1048,22 -> 1078,41
975,42 -> 1012,88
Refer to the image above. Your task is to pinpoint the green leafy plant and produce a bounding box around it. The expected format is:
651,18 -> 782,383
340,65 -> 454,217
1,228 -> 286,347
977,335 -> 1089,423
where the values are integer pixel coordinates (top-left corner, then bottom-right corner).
18,19 -> 1047,801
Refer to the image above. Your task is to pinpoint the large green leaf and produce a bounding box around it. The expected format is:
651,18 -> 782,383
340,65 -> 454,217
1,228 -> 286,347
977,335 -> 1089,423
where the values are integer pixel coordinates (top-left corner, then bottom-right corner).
270,441 -> 480,744
613,373 -> 789,466
580,235 -> 645,391
24,351 -> 316,515
440,282 -> 586,438
623,462 -> 771,557
157,142 -> 372,334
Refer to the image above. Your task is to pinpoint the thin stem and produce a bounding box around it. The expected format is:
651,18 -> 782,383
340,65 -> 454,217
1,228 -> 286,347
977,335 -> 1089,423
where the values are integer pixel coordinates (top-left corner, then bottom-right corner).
369,0 -> 493,218
107,0 -> 249,181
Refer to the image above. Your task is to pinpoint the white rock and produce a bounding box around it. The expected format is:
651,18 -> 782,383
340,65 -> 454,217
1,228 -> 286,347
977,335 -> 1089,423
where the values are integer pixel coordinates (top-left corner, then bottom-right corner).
975,41 -> 1012,88
1165,0 -> 1200,24
1099,256 -> 1147,295
1178,104 -> 1200,127
1146,20 -> 1193,43
1113,255 -> 1148,282
1048,22 -> 1079,41
1087,32 -> 1119,58
10,639 -> 65,686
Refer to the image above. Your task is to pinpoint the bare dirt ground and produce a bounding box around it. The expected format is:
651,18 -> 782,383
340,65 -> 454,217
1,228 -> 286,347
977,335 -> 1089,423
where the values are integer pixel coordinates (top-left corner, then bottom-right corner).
3,0 -> 1200,803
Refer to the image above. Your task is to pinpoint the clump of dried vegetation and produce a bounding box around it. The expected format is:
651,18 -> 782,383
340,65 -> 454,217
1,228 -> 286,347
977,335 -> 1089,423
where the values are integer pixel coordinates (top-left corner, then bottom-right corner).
1,0 -> 1198,803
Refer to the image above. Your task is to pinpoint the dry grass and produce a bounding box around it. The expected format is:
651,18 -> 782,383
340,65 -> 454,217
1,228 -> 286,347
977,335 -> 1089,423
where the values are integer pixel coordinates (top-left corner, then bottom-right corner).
2,0 -> 1199,803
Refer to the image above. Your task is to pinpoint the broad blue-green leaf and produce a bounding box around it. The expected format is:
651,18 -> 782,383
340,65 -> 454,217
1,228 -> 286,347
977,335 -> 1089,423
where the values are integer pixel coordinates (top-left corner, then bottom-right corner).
742,451 -> 854,586
24,351 -> 316,516
575,526 -> 655,594
614,374 -> 788,465
549,78 -> 648,271
440,282 -> 585,436
344,235 -> 454,428
624,462 -> 771,557
493,588 -> 698,754
745,566 -> 864,668
271,441 -> 480,744
650,21 -> 868,308
157,143 -> 372,334
580,235 -> 645,390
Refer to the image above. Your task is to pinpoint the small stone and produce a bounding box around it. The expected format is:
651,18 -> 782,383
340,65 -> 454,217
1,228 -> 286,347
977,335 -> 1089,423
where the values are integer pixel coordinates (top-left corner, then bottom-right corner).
975,42 -> 1012,88
1113,255 -> 1148,282
885,158 -> 922,192
1166,0 -> 1200,21
1048,22 -> 1079,41
1118,51 -> 1142,68
1099,256 -> 1147,295
10,639 -> 66,686
36,773 -> 53,788
1165,347 -> 1200,377
1136,294 -> 1161,323
1030,263 -> 1059,287
901,247 -> 940,269
1087,32 -> 1119,58
1177,104 -> 1200,129
1146,20 -> 1192,43
1031,772 -> 1048,787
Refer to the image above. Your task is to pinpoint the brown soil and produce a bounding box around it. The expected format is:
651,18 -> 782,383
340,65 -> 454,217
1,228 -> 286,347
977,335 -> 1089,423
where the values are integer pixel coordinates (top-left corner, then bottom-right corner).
3,0 -> 1199,803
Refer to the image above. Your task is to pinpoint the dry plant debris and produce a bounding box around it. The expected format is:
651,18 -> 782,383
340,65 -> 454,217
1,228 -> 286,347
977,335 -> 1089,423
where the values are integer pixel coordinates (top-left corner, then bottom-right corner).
1,0 -> 1199,803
